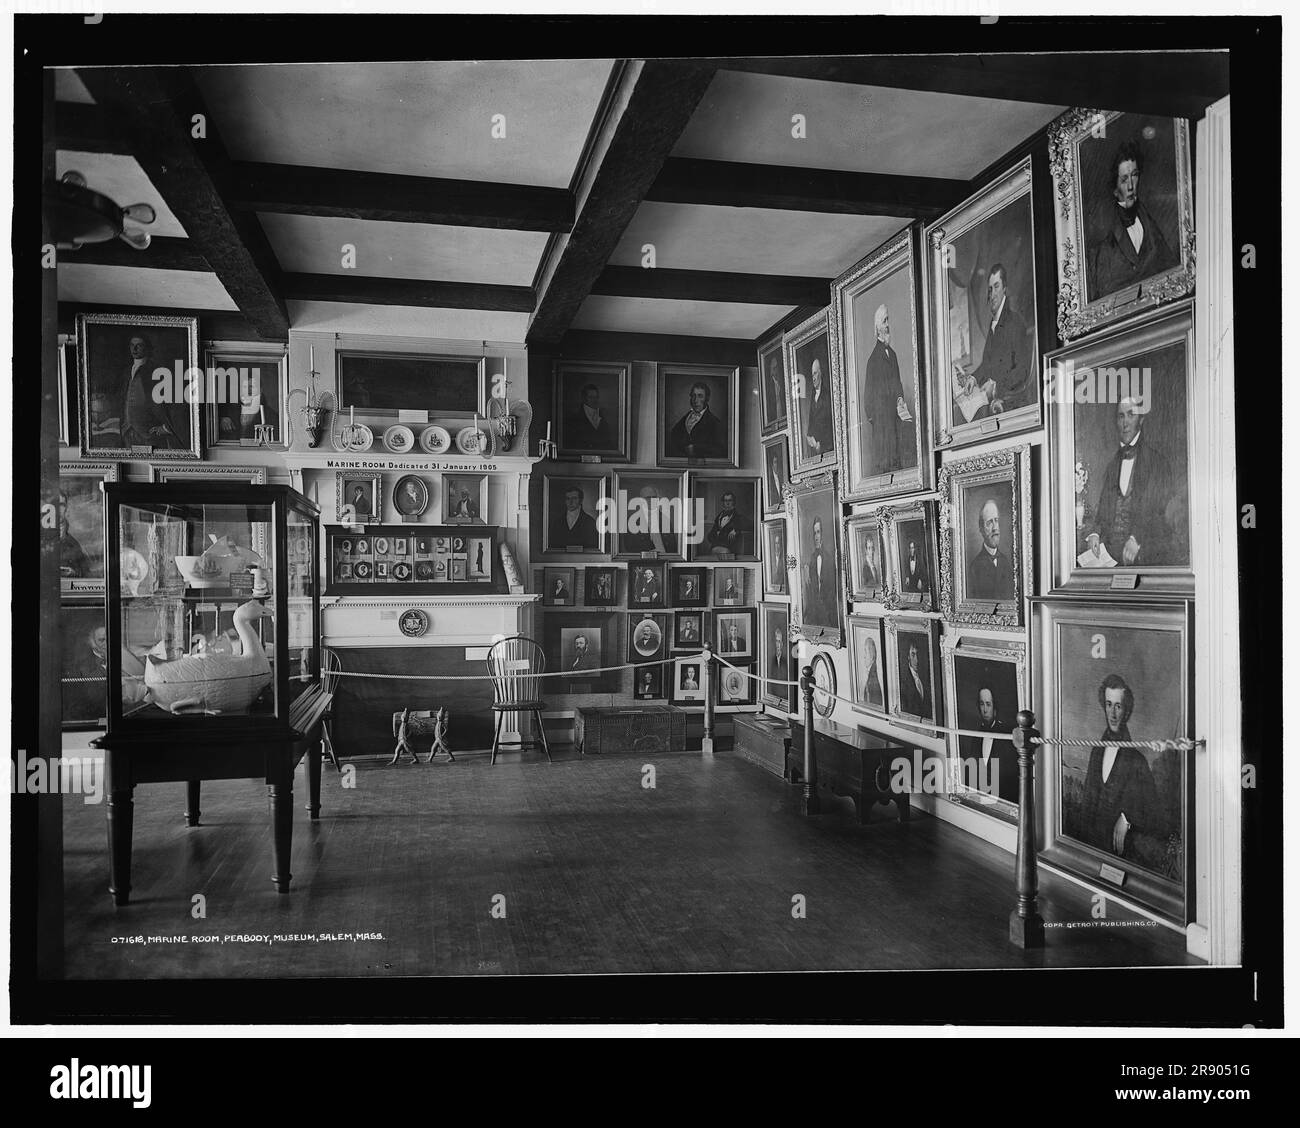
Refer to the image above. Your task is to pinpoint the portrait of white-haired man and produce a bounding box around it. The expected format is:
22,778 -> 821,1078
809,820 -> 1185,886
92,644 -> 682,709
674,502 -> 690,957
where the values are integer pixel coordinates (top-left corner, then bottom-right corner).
862,303 -> 916,474
1065,673 -> 1171,869
966,497 -> 1015,600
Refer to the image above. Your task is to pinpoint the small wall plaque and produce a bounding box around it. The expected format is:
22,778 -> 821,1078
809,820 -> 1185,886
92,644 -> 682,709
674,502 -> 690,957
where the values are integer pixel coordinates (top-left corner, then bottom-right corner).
1109,574 -> 1139,591
1098,863 -> 1127,886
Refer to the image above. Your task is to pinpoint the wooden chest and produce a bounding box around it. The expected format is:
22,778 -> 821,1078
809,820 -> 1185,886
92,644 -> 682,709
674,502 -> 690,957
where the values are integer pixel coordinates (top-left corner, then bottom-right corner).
789,718 -> 912,823
732,713 -> 790,779
574,706 -> 687,755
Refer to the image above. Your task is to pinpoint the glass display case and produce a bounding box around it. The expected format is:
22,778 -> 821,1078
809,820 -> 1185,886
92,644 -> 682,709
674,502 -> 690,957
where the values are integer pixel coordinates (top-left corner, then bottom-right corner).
101,483 -> 321,735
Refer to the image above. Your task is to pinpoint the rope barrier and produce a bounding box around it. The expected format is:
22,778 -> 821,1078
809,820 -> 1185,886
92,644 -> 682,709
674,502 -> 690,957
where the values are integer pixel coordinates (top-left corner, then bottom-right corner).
709,652 -> 1202,750
329,650 -> 709,682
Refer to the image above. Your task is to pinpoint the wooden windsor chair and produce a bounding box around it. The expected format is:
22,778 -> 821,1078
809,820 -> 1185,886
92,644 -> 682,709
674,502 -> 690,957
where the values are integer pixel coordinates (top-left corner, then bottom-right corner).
484,635 -> 552,765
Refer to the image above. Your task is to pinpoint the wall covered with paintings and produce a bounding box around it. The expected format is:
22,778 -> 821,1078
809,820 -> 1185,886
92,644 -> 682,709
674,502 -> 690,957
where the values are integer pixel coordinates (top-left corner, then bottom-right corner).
755,109 -> 1207,932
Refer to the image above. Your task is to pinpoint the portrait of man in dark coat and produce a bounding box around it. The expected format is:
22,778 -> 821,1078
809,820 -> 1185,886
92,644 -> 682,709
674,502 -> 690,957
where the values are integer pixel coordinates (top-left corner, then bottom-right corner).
1087,139 -> 1178,301
967,497 -> 1016,600
1065,673 -> 1169,870
666,381 -> 726,460
951,265 -> 1033,420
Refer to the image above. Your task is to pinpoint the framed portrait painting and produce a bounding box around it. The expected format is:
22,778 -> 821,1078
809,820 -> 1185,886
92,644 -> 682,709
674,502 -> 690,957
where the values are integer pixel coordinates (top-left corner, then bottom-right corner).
76,312 -> 202,459
757,330 -> 788,436
762,435 -> 790,515
670,652 -> 708,706
1034,599 -> 1192,923
669,566 -> 707,608
627,613 -> 668,665
844,512 -> 887,603
58,335 -> 75,446
718,663 -> 756,708
336,471 -> 382,524
940,632 -> 1028,821
846,613 -> 888,718
1045,301 -> 1193,594
204,344 -> 286,447
832,227 -> 930,500
925,158 -> 1044,450
714,608 -> 756,661
713,566 -> 745,606
393,474 -> 431,521
61,599 -> 110,730
543,566 -> 576,606
885,615 -> 942,728
584,566 -> 618,607
1048,109 -> 1195,341
788,471 -> 844,648
784,308 -> 839,479
541,474 -> 609,555
611,470 -> 686,559
632,663 -> 665,701
628,562 -> 667,609
882,499 -> 939,613
545,612 -> 617,693
672,610 -> 706,649
553,359 -> 631,461
657,364 -> 738,468
59,461 -> 120,594
444,472 -> 488,524
759,602 -> 793,711
763,520 -> 789,599
688,476 -> 758,562
938,444 -> 1033,627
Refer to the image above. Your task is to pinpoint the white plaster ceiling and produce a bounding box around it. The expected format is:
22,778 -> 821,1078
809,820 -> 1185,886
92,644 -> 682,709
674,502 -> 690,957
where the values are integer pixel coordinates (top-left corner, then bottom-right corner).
194,60 -> 616,188
55,150 -> 188,239
674,70 -> 1067,180
58,263 -> 238,310
571,296 -> 794,340
612,201 -> 907,279
259,213 -> 548,287
287,300 -> 529,343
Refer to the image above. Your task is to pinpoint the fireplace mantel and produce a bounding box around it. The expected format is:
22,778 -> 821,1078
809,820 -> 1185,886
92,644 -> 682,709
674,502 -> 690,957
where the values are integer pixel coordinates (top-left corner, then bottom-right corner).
323,594 -> 538,648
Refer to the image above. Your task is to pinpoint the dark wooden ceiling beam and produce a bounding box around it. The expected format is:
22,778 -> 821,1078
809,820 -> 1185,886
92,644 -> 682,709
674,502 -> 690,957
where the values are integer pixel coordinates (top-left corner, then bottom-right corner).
227,161 -> 574,233
714,53 -> 1229,120
649,156 -> 966,219
592,263 -> 828,307
72,66 -> 290,341
60,235 -> 209,272
280,273 -> 533,313
527,59 -> 721,348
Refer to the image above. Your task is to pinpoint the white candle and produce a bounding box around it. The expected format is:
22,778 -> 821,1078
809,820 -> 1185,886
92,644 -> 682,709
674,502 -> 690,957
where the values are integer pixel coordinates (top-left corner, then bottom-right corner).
260,406 -> 266,425
309,344 -> 315,372
350,404 -> 355,427
546,420 -> 552,442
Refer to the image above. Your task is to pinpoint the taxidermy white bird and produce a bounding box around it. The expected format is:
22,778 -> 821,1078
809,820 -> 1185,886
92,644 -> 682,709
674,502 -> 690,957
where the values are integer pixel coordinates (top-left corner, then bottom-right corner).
144,599 -> 272,714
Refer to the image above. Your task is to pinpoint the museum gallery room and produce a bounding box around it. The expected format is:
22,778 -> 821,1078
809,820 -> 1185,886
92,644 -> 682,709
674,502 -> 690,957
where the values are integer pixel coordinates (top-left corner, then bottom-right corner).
34,49 -> 1251,1003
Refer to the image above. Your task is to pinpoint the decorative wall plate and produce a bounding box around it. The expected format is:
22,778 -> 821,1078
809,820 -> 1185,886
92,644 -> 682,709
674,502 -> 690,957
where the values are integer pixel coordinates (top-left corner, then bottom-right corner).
383,424 -> 415,454
393,561 -> 412,581
353,560 -> 373,579
341,422 -> 373,452
420,425 -> 452,454
455,426 -> 486,455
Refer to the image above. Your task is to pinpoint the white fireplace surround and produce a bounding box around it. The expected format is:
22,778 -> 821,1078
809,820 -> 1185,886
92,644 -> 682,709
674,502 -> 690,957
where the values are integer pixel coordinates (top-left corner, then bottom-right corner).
322,595 -> 538,649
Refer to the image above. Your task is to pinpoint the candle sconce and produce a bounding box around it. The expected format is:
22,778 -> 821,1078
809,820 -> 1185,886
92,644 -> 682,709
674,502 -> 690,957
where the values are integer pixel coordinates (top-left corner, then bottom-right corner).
253,423 -> 276,446
487,396 -> 532,455
288,366 -> 335,449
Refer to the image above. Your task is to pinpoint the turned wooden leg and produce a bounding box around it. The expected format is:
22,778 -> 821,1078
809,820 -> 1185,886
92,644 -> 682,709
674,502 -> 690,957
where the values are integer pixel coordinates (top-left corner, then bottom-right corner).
306,744 -> 322,820
106,787 -> 134,906
269,782 -> 293,894
184,780 -> 201,827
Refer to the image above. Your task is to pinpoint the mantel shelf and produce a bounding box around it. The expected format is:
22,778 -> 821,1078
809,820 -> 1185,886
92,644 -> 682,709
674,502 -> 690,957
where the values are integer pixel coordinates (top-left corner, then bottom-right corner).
323,594 -> 539,608
280,450 -> 543,474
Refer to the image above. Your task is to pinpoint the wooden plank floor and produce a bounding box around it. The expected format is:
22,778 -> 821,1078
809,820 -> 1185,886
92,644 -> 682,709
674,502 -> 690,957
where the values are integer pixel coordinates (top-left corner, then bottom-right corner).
61,747 -> 1198,979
